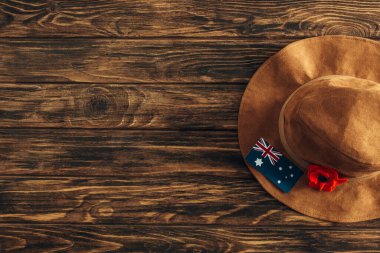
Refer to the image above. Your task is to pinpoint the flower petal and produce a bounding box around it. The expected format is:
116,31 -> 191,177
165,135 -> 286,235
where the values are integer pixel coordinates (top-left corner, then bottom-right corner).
307,164 -> 348,192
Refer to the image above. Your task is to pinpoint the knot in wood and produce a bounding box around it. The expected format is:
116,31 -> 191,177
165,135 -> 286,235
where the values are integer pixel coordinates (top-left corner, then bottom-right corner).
0,11 -> 13,28
84,94 -> 112,119
69,85 -> 129,128
324,24 -> 367,37
47,1 -> 60,14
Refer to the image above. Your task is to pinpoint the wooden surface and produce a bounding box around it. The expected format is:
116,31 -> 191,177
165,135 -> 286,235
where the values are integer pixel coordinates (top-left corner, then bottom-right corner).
0,0 -> 379,252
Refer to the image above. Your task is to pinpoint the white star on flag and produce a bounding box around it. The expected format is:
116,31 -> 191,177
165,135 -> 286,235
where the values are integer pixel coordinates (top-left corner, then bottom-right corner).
255,158 -> 263,167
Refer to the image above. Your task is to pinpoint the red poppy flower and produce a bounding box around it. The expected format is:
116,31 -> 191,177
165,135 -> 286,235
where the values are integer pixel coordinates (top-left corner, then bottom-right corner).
307,164 -> 348,192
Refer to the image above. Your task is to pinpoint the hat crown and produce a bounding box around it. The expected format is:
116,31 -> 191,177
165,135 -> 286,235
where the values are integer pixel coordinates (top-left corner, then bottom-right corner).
281,75 -> 380,178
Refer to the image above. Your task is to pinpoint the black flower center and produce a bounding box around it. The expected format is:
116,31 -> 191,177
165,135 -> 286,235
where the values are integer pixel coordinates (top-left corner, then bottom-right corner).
318,175 -> 329,182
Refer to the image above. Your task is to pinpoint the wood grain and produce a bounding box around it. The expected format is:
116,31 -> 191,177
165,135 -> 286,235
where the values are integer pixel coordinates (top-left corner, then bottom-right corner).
0,175 -> 379,227
0,129 -> 244,178
0,83 -> 242,129
0,129 -> 377,227
0,38 -> 288,83
0,0 -> 380,38
0,175 -> 275,225
1,0 -> 379,249
0,224 -> 379,252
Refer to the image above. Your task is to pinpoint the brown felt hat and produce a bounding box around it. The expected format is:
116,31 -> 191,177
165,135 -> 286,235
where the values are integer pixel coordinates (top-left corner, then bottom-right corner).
238,35 -> 380,222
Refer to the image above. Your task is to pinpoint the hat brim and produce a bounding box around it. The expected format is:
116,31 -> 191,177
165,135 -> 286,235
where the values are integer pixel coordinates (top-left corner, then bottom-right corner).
238,35 -> 380,222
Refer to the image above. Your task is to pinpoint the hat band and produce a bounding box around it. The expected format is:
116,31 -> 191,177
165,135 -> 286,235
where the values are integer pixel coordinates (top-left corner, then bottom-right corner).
278,75 -> 380,181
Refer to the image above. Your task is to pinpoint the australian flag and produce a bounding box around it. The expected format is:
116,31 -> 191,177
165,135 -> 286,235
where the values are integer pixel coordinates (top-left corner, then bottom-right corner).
246,138 -> 303,193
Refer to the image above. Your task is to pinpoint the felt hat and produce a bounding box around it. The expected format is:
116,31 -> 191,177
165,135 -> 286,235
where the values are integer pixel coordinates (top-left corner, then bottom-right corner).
238,35 -> 380,222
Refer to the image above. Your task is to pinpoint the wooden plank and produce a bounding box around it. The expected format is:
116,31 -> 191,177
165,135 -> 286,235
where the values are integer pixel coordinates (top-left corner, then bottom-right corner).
0,175 -> 378,227
0,129 -> 245,178
0,224 -> 379,252
0,129 -> 378,227
0,175 -> 273,225
0,83 -> 242,129
1,0 -> 380,38
0,38 -> 288,83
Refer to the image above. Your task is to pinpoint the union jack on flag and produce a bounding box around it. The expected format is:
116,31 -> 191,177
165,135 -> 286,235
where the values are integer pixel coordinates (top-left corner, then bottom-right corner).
253,138 -> 283,165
